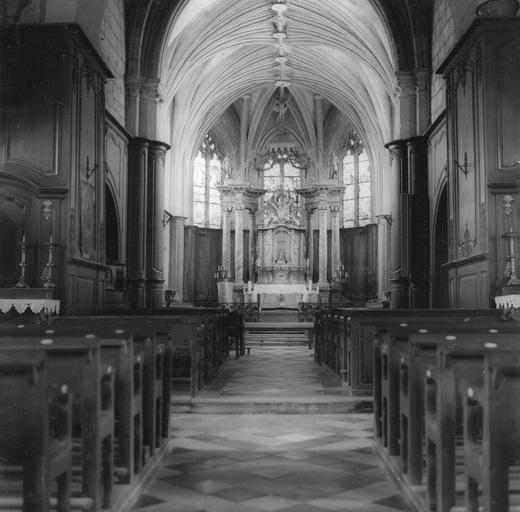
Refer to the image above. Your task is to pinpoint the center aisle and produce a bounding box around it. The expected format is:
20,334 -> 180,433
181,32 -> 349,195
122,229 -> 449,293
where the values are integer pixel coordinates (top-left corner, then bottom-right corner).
191,344 -> 369,413
133,345 -> 410,512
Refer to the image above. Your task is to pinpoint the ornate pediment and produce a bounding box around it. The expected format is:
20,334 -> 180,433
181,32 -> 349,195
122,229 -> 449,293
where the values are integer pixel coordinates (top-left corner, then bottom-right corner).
263,187 -> 301,227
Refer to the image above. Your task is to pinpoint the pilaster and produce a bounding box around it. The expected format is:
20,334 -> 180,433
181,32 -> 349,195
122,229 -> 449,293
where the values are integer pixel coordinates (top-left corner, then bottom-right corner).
385,139 -> 409,308
169,216 -> 186,302
318,206 -> 328,286
127,137 -> 149,309
234,206 -> 245,284
147,140 -> 170,308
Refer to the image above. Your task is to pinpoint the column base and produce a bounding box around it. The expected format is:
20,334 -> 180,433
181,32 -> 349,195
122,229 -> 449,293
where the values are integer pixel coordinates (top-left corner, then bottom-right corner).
127,278 -> 146,309
389,277 -> 410,309
147,279 -> 165,309
410,280 -> 429,308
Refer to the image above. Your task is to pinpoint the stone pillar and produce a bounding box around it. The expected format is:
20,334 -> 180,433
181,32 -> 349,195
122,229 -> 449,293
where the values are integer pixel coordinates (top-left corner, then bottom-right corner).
307,211 -> 314,281
395,71 -> 417,139
249,210 -> 256,282
222,207 -> 233,273
385,139 -> 409,308
169,216 -> 186,302
139,79 -> 161,140
314,95 -> 324,175
147,140 -> 170,308
407,136 -> 429,308
330,206 -> 341,276
415,68 -> 431,135
125,76 -> 142,136
127,137 -> 149,309
234,206 -> 244,283
240,95 -> 250,174
318,206 -> 328,286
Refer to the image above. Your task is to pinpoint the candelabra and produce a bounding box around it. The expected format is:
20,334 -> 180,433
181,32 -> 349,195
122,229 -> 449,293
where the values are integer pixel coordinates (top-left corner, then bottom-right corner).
503,231 -> 520,287
15,234 -> 29,288
214,264 -> 232,281
41,235 -> 56,288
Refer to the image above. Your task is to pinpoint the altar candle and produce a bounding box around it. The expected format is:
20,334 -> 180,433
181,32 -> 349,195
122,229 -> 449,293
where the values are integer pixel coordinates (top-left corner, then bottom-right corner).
21,234 -> 26,263
248,280 -> 252,291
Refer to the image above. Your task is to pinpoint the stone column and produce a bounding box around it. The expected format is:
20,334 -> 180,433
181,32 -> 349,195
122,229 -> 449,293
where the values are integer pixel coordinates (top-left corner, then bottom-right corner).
318,206 -> 328,286
415,68 -> 431,135
125,76 -> 142,136
395,72 -> 417,139
240,95 -> 250,176
127,137 -> 149,309
307,210 -> 314,281
168,216 -> 186,302
147,140 -> 170,308
330,206 -> 341,276
249,210 -> 256,282
234,206 -> 244,283
314,95 -> 324,176
222,207 -> 233,274
408,136 -> 429,308
385,139 -> 409,308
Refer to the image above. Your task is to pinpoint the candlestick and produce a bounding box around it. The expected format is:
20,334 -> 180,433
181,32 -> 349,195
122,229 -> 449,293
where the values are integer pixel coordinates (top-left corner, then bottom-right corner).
16,234 -> 29,288
41,236 -> 56,288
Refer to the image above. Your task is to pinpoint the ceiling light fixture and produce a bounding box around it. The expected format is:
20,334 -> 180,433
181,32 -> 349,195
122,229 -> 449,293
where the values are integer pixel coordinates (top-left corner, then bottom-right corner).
271,2 -> 288,14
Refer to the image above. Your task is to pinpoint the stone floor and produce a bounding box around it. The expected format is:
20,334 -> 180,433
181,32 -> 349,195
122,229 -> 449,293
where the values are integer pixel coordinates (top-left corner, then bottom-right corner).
133,345 -> 410,512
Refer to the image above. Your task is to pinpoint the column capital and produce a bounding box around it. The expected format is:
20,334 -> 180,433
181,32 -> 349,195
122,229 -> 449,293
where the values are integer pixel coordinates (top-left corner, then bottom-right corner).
384,139 -> 408,160
415,68 -> 430,94
140,79 -> 163,104
125,75 -> 144,98
394,71 -> 417,99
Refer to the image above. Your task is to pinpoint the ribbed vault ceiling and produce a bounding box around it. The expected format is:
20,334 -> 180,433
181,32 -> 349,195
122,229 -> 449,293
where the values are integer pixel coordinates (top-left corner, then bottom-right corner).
161,0 -> 398,169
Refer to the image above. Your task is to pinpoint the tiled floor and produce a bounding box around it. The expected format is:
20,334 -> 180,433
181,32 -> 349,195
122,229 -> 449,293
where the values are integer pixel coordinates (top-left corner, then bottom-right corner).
134,345 -> 410,512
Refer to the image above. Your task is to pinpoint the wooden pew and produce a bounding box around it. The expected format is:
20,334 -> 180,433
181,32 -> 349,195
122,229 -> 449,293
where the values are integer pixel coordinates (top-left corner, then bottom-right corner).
0,349 -> 73,512
321,308 -> 503,395
417,333 -> 520,512
52,318 -> 171,458
374,320 -> 519,482
373,317 -> 513,453
462,352 -> 520,512
0,332 -> 114,512
42,324 -> 144,484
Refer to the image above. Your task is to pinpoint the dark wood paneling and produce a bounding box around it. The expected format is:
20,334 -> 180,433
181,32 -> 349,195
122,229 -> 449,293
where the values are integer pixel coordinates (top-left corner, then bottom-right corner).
183,225 -> 197,302
340,224 -> 378,303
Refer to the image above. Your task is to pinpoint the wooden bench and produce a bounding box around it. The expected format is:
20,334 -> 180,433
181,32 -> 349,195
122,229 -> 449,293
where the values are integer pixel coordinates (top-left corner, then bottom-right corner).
43,324 -> 144,484
462,352 -> 520,512
373,316 -> 515,458
318,308 -> 504,395
52,318 -> 171,458
374,320 -> 519,481
0,349 -> 75,512
0,332 -> 113,512
418,333 -> 520,512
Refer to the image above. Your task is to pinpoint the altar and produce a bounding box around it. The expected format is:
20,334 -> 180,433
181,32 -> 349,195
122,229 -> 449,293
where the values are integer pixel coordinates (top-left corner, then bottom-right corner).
244,283 -> 318,309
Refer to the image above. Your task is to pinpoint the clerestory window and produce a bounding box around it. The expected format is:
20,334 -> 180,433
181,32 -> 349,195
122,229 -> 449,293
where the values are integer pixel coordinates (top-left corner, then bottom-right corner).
193,134 -> 222,228
342,134 -> 371,228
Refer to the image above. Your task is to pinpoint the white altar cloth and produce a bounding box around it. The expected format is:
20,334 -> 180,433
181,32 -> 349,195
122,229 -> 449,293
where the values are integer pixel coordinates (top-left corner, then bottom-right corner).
0,298 -> 61,314
244,284 -> 318,304
495,294 -> 520,309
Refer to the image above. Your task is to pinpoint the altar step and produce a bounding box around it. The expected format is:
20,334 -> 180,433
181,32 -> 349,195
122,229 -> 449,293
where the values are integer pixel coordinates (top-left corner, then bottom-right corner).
244,321 -> 314,347
258,310 -> 299,322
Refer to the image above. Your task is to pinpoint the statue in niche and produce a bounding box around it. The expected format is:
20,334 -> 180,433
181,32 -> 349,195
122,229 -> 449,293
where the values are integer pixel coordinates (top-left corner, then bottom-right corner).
79,155 -> 96,259
274,98 -> 288,122
329,154 -> 339,179
263,188 -> 300,226
222,156 -> 232,179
